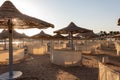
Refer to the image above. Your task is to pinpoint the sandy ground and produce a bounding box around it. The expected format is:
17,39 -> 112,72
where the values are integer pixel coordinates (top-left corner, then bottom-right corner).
0,45 -> 120,80
0,54 -> 98,80
0,49 -> 24,65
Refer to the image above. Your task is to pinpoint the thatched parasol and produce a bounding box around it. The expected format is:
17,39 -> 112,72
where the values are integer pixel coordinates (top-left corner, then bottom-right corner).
54,22 -> 91,34
0,29 -> 29,39
32,30 -> 52,39
31,30 -> 52,41
0,1 -> 54,29
54,22 -> 91,49
52,33 -> 67,48
118,18 -> 120,26
31,30 -> 52,45
0,29 -> 29,50
76,31 -> 98,39
0,1 -> 54,80
52,33 -> 66,40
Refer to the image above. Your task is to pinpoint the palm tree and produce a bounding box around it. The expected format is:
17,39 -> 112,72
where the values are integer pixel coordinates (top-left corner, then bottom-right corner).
118,18 -> 120,26
109,31 -> 114,35
103,31 -> 107,36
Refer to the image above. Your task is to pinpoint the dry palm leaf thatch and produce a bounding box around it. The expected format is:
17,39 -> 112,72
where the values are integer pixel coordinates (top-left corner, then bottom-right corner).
0,1 -> 54,29
31,30 -> 52,40
0,1 -> 54,80
54,22 -> 92,49
0,29 -> 29,39
52,33 -> 66,40
54,22 -> 91,34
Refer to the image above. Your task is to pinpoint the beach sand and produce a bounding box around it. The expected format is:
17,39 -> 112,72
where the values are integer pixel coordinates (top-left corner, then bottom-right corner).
0,54 -> 98,80
0,46 -> 120,80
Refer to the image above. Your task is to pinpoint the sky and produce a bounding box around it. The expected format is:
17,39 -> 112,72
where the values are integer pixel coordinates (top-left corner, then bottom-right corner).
0,0 -> 120,36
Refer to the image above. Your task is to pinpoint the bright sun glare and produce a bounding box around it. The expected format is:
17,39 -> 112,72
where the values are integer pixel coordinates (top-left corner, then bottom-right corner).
15,28 -> 41,36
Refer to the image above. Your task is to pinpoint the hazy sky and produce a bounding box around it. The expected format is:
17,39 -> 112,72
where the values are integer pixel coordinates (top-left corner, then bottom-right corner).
0,0 -> 120,36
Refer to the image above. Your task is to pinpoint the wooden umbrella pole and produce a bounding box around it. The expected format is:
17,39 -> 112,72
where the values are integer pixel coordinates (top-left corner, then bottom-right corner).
23,28 -> 25,46
4,39 -> 7,50
8,19 -> 14,80
69,32 -> 74,50
23,38 -> 25,46
41,38 -> 43,45
71,32 -> 74,50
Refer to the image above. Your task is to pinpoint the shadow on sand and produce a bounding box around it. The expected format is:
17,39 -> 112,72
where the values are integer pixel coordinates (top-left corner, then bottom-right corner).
0,54 -> 98,80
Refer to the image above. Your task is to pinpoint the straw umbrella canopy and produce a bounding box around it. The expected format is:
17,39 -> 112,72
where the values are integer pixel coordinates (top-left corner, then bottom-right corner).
31,30 -> 52,45
52,33 -> 67,47
0,29 -> 29,49
0,29 -> 29,39
0,1 -> 54,80
32,30 -> 52,40
54,22 -> 91,34
52,33 -> 66,40
21,33 -> 29,39
0,1 -> 54,29
21,33 -> 30,46
54,22 -> 92,49
76,31 -> 98,39
0,29 -> 29,50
